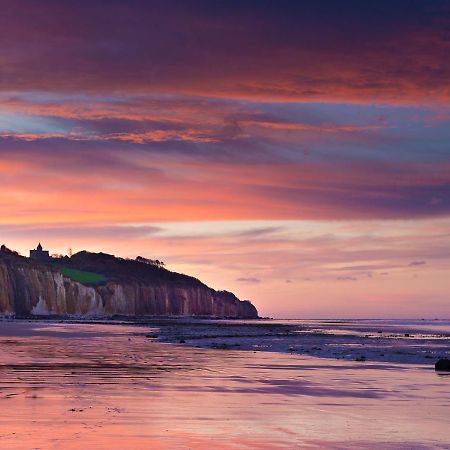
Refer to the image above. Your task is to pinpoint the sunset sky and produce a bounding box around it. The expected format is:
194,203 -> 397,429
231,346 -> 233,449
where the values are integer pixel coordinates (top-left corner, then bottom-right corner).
1,1 -> 449,318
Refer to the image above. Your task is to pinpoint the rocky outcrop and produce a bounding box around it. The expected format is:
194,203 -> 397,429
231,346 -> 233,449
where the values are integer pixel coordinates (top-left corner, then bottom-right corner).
0,247 -> 258,318
435,358 -> 450,372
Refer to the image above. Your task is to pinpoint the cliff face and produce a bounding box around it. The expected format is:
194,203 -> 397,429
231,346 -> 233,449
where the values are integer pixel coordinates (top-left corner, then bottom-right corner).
0,248 -> 258,318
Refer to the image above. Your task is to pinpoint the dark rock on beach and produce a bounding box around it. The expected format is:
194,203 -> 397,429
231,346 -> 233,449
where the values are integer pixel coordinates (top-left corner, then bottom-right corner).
435,358 -> 450,372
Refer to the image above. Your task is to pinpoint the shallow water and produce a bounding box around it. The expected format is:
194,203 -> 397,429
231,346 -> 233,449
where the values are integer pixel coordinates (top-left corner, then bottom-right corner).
0,321 -> 449,449
154,319 -> 450,365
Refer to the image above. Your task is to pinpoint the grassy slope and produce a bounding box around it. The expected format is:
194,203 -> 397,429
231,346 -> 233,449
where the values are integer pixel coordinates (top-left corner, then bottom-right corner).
58,266 -> 106,284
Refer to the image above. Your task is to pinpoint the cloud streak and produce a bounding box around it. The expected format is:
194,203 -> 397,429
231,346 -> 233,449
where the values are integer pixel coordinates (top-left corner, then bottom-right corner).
1,1 -> 449,103
0,140 -> 449,223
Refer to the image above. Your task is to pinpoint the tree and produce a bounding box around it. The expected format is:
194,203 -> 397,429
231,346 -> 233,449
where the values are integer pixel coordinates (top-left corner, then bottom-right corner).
135,256 -> 165,267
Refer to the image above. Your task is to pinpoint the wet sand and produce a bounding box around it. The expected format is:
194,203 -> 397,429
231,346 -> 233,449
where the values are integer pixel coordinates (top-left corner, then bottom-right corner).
0,321 -> 449,449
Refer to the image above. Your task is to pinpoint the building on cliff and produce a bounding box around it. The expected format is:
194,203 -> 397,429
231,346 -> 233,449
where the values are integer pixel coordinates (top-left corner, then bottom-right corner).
29,243 -> 51,261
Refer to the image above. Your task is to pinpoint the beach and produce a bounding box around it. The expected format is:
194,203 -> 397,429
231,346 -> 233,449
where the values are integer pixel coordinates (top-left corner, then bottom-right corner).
0,320 -> 449,449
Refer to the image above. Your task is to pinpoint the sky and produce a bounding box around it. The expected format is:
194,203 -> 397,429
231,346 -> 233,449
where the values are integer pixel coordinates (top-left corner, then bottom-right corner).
1,0 -> 449,318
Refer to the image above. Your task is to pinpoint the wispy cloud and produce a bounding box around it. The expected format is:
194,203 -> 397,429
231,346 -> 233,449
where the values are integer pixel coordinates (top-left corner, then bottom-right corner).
236,277 -> 262,284
408,260 -> 426,267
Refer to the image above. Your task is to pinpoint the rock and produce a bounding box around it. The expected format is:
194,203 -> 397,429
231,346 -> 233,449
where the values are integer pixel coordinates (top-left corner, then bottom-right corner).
435,358 -> 450,371
210,343 -> 240,350
355,356 -> 366,362
210,343 -> 230,349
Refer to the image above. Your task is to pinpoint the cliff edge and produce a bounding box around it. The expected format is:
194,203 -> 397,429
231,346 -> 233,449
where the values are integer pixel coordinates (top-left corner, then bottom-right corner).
0,246 -> 258,318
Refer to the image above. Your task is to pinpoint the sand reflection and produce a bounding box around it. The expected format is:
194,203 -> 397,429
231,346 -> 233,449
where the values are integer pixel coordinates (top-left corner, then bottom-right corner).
0,321 -> 449,449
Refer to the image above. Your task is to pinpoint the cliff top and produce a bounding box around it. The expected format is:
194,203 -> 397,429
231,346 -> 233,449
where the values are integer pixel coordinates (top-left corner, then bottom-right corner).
0,245 -> 224,294
0,245 -> 25,262
65,250 -> 207,288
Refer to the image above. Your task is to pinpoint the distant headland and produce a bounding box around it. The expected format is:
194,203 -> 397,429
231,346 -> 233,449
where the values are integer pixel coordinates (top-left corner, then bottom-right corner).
0,244 -> 258,319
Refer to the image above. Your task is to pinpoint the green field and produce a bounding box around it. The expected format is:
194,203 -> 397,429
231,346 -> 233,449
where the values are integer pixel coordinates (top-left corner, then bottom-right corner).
58,267 -> 106,284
